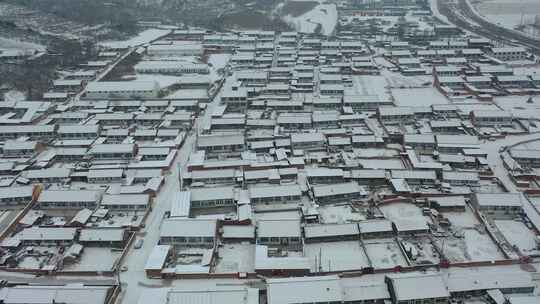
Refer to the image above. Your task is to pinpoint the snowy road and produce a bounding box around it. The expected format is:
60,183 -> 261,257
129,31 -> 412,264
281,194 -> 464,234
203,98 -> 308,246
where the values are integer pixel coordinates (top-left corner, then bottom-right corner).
481,132 -> 540,193
114,77 -> 224,304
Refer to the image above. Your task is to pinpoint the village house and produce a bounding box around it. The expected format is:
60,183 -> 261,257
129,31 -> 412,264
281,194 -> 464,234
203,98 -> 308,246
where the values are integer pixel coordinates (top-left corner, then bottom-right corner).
312,182 -> 367,204
470,110 -> 513,127
305,168 -> 345,184
0,125 -> 56,140
57,125 -> 100,139
391,170 -> 437,185
100,194 -> 150,211
290,132 -> 326,151
159,219 -> 217,248
489,47 -> 528,61
37,190 -> 102,209
471,193 -> 524,218
79,228 -> 127,248
87,169 -> 124,184
0,186 -> 34,206
190,186 -> 236,209
197,134 -> 245,154
221,224 -> 256,243
403,134 -> 436,154
510,149 -> 540,167
378,107 -> 414,124
304,223 -> 360,243
256,219 -> 302,250
441,171 -> 480,186
88,144 -> 136,160
2,140 -> 40,157
24,168 -> 71,183
385,273 -> 450,304
249,184 -> 302,205
84,81 -> 159,99
17,227 -> 77,246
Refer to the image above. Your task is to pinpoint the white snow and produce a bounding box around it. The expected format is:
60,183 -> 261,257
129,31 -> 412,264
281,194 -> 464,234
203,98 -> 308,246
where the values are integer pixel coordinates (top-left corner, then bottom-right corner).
495,220 -> 539,254
350,75 -> 392,101
428,0 -> 450,24
493,95 -> 540,119
304,241 -> 370,272
317,205 -> 366,224
208,53 -> 230,71
2,90 -> 26,102
381,69 -> 433,88
443,206 -> 480,229
0,37 -> 45,51
215,244 -> 255,273
283,1 -> 337,36
380,203 -> 428,226
100,29 -> 172,49
463,229 -> 505,262
133,73 -> 183,88
474,0 -> 540,31
207,53 -> 231,82
392,87 -> 450,107
364,239 -> 407,269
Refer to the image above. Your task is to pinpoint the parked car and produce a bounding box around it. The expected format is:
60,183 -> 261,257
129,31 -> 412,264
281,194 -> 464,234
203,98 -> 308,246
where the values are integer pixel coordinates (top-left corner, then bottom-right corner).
134,239 -> 144,249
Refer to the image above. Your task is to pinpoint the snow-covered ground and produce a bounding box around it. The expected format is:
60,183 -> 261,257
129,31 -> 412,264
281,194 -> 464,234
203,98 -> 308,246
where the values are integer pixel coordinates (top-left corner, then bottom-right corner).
435,228 -> 505,263
364,239 -> 407,269
349,75 -> 391,100
304,241 -> 370,272
494,220 -> 539,255
493,95 -> 540,119
443,206 -> 480,229
428,0 -> 450,24
463,229 -> 505,261
381,69 -> 433,88
100,29 -> 172,49
318,205 -> 366,224
392,87 -> 450,107
282,1 -> 337,36
380,203 -> 429,228
0,37 -> 45,51
133,74 -> 183,88
2,90 -> 26,102
214,244 -> 255,273
208,53 -> 231,82
357,158 -> 405,170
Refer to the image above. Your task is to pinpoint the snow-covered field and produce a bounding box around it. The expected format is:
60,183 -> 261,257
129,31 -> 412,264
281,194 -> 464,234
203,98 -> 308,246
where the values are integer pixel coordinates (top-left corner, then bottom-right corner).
443,206 -> 480,229
0,37 -> 45,51
437,226 -> 505,263
494,220 -> 539,254
392,87 -> 450,107
208,53 -> 231,82
214,244 -> 255,273
381,69 -> 432,88
364,239 -> 407,269
282,1 -> 337,35
135,73 -> 193,88
2,90 -> 26,102
474,0 -> 540,31
100,29 -> 171,49
463,229 -> 504,261
428,0 -> 450,24
304,241 -> 370,271
350,75 -> 391,100
318,205 -> 366,224
493,95 -> 540,119
357,159 -> 405,169
380,203 -> 428,228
